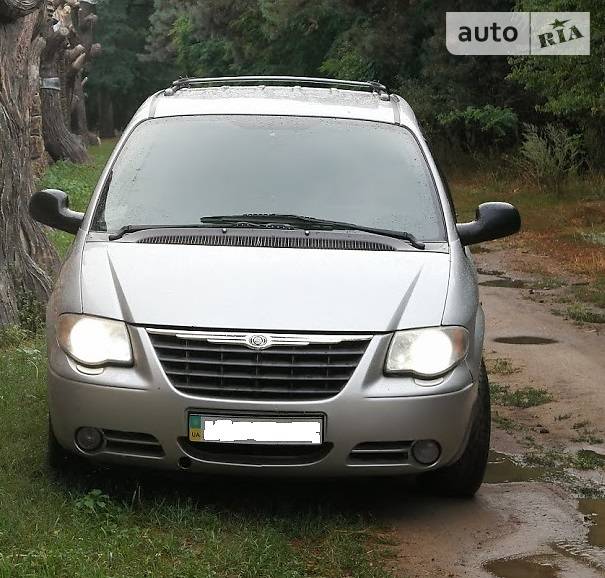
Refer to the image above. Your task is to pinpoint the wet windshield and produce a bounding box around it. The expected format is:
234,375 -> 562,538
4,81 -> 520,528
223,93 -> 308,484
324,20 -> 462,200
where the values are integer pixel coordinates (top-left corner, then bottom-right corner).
93,115 -> 445,241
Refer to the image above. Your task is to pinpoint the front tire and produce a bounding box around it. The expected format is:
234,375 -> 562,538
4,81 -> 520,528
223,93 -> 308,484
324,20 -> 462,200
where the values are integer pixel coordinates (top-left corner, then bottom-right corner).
420,360 -> 491,498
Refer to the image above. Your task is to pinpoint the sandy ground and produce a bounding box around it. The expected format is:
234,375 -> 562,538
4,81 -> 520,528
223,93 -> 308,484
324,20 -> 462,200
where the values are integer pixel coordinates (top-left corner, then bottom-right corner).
382,246 -> 605,578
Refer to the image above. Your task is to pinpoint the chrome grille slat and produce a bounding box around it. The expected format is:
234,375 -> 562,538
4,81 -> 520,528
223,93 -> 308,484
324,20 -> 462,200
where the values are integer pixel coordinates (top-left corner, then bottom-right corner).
149,330 -> 371,401
157,355 -> 359,369
165,368 -> 349,381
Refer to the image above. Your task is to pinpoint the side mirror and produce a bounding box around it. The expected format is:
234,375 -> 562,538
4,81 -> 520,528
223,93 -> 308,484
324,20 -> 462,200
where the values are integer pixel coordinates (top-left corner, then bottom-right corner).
29,189 -> 84,235
456,202 -> 521,246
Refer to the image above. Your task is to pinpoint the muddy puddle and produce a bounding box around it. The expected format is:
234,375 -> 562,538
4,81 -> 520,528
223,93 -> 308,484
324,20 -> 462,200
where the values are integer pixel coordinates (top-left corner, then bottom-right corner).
494,336 -> 558,345
480,277 -> 528,289
485,451 -> 547,484
579,499 -> 605,548
485,555 -> 560,578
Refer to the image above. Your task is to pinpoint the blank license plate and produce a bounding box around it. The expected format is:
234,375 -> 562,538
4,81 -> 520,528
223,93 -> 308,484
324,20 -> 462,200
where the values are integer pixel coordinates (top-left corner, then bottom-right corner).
188,415 -> 323,445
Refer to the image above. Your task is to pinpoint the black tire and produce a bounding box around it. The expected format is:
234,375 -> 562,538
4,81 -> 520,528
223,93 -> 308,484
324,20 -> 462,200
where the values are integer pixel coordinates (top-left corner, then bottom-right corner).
420,360 -> 491,498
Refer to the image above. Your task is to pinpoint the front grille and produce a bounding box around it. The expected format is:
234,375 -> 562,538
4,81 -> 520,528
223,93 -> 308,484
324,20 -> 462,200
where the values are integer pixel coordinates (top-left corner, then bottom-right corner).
179,439 -> 332,465
103,430 -> 164,458
348,441 -> 412,465
149,331 -> 371,401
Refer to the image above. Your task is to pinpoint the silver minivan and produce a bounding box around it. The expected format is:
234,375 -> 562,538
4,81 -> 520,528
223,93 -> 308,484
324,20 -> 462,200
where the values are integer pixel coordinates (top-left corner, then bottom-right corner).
30,76 -> 520,497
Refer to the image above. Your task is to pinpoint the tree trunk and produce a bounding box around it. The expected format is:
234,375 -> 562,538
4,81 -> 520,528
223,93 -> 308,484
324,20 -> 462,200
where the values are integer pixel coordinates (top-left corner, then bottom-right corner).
63,0 -> 99,145
98,88 -> 114,139
40,18 -> 89,163
0,1 -> 60,326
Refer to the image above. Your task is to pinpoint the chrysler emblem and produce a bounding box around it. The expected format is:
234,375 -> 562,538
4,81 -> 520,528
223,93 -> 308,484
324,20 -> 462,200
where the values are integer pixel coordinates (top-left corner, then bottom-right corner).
246,334 -> 271,350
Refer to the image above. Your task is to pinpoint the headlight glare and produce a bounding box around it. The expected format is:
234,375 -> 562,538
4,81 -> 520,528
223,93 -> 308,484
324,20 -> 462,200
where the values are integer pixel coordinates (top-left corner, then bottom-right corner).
385,326 -> 469,378
57,314 -> 133,367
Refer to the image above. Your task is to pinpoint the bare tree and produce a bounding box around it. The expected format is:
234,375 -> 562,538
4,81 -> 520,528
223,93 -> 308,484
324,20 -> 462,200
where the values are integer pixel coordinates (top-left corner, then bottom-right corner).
0,0 -> 60,326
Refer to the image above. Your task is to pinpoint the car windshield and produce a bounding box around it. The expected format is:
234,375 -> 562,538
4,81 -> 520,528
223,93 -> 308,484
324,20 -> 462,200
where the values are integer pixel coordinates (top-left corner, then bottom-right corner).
93,115 -> 445,241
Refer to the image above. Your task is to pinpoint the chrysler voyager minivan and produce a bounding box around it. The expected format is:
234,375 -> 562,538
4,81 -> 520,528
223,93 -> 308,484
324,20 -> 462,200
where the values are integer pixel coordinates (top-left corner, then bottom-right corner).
30,76 -> 520,497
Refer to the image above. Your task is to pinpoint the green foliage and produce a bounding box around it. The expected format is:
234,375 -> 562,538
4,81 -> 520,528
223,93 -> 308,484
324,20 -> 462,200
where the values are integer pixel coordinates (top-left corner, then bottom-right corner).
572,450 -> 605,471
510,0 -> 605,164
319,38 -> 375,80
0,325 -> 29,349
565,303 -> 605,324
519,124 -> 583,193
437,105 -> 518,151
490,382 -> 554,408
140,0 -> 604,165
87,0 -> 173,130
16,290 -> 45,335
510,0 -> 604,118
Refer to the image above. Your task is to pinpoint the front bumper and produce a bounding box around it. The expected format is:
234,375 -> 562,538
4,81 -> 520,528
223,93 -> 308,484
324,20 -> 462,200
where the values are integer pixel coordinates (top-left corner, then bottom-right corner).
48,327 -> 478,476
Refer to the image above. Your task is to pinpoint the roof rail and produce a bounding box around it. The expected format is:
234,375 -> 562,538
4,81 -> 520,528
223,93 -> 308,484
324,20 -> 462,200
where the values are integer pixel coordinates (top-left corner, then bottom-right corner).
163,76 -> 390,99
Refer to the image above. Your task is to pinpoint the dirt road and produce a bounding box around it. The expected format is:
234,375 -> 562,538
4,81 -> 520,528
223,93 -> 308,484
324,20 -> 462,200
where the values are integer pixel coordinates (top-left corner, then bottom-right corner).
382,246 -> 605,578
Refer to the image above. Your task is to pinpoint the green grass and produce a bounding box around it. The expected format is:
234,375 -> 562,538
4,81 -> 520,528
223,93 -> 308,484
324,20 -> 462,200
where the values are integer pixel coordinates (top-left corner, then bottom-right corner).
490,383 -> 554,409
486,357 -> 519,376
38,140 -> 117,258
564,303 -> 605,324
0,140 -> 397,577
0,333 -> 395,578
572,450 -> 605,471
571,275 -> 605,309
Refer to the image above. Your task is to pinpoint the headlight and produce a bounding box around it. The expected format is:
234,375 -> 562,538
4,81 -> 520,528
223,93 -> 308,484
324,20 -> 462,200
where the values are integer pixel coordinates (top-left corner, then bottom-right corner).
384,326 -> 469,378
57,314 -> 133,368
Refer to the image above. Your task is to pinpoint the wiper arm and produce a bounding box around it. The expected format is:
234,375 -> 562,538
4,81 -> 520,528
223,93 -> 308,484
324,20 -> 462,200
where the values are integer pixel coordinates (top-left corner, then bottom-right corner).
108,223 -> 210,241
200,214 -> 426,249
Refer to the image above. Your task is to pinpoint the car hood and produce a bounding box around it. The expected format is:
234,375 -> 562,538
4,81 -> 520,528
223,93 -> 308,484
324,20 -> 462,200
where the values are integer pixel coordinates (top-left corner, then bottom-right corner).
80,243 -> 450,332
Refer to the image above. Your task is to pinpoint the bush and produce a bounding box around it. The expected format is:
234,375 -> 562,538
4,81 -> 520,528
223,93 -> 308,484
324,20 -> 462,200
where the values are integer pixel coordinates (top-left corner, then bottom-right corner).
0,325 -> 29,349
519,124 -> 583,194
437,105 -> 519,152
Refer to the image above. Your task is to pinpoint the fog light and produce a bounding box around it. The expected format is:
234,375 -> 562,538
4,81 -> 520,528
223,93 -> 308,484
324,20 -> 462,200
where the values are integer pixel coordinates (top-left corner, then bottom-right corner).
411,439 -> 441,465
75,427 -> 104,452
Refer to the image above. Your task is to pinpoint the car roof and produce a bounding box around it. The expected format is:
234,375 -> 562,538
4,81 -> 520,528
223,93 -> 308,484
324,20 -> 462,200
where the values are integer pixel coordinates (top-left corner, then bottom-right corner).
134,81 -> 420,130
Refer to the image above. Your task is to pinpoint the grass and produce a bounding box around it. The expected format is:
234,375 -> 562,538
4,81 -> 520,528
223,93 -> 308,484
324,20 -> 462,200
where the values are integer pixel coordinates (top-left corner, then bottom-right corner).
0,141 -> 398,578
564,303 -> 605,324
572,275 -> 605,309
0,333 -> 396,578
490,383 -> 554,409
492,412 -> 523,433
486,357 -> 519,376
572,450 -> 605,471
573,432 -> 604,445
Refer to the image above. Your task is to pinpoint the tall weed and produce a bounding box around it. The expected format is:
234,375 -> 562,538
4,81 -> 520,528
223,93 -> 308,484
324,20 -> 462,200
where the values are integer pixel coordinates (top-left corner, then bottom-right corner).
520,124 -> 583,194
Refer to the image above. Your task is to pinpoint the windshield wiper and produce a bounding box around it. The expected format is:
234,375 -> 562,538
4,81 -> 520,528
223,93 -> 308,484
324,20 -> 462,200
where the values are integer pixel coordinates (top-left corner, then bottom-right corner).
199,214 -> 426,249
108,220 -> 298,241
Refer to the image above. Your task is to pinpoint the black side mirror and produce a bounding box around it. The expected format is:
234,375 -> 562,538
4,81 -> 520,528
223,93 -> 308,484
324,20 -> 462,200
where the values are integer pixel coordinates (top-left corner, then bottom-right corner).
29,189 -> 84,235
456,202 -> 521,246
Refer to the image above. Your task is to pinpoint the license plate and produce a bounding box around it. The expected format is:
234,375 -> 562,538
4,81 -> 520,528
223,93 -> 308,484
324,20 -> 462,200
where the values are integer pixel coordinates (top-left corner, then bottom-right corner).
188,414 -> 323,445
